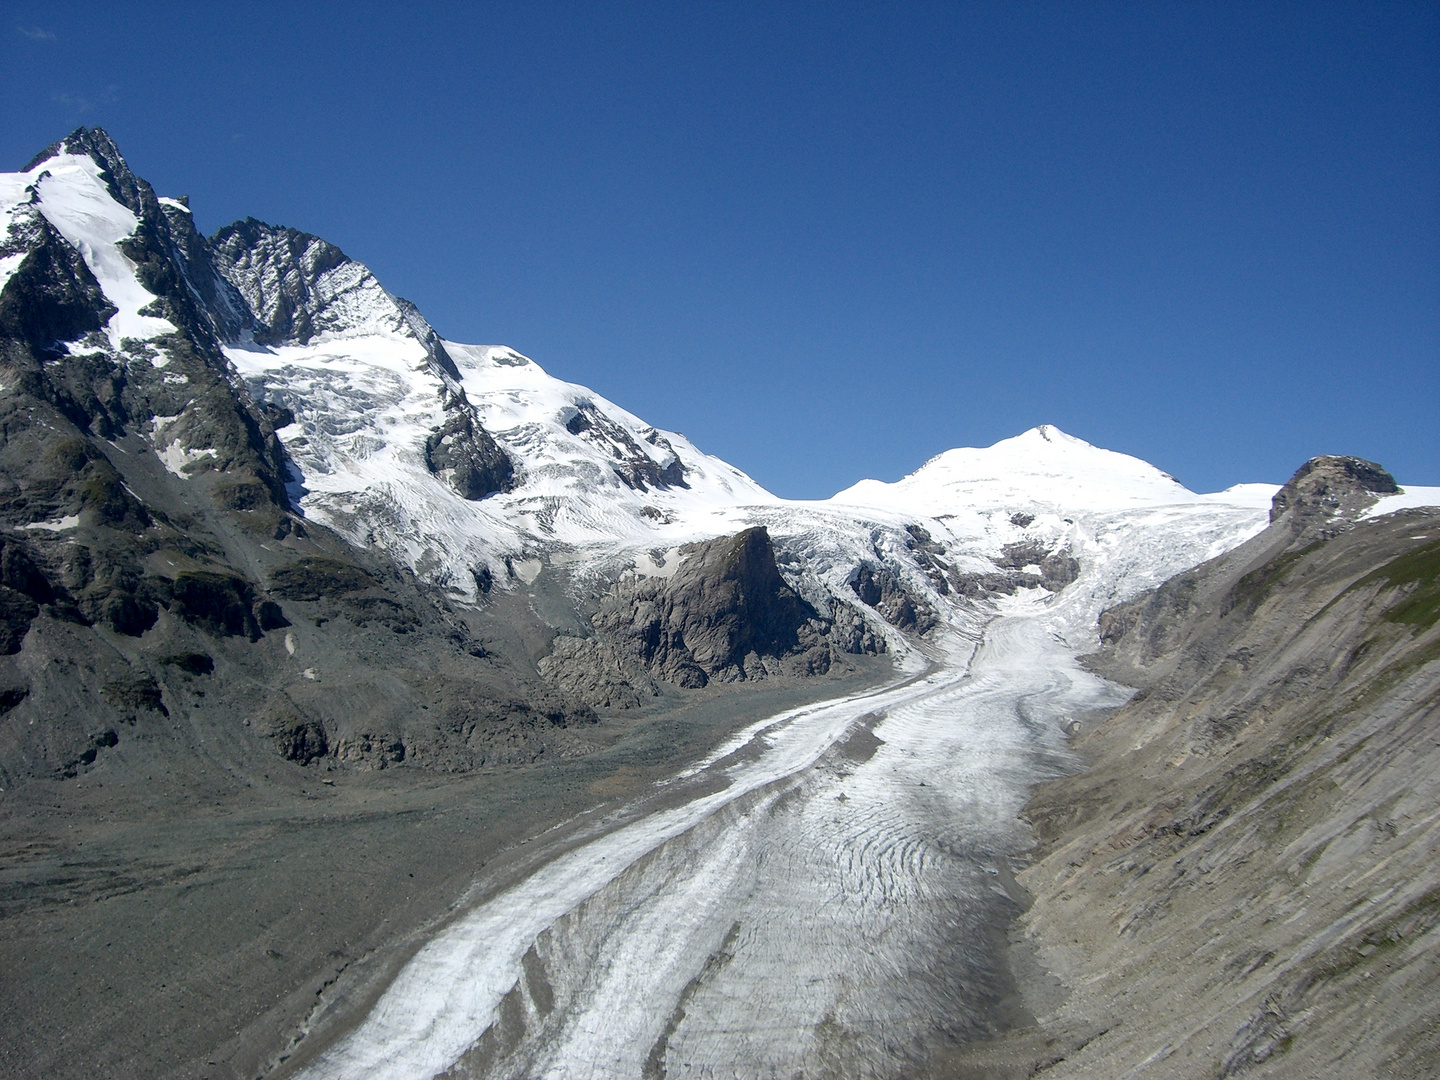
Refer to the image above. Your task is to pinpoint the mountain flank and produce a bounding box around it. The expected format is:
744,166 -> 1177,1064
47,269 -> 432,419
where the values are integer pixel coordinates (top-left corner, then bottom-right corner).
935,461 -> 1440,1078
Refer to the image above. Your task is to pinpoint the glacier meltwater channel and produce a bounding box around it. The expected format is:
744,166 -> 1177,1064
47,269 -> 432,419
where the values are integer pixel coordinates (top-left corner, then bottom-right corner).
293,602 -> 1130,1080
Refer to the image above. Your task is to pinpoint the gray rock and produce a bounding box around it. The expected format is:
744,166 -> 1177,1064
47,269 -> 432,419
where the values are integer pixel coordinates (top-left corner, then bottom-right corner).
424,404 -> 514,500
541,527 -> 875,704
1269,454 -> 1399,528
850,562 -> 938,634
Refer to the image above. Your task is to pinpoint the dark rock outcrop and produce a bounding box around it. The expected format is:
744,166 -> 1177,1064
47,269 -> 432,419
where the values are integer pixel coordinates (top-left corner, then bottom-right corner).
947,539 -> 1080,600
0,204 -> 115,359
424,405 -> 514,500
541,527 -> 879,706
209,219 -> 353,346
1269,455 -> 1399,530
850,562 -> 938,634
563,403 -> 687,491
595,526 -> 823,686
171,571 -> 260,639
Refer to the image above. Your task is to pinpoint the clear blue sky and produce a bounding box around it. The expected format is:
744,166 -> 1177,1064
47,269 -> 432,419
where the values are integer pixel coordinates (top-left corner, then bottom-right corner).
4,2 -> 1436,497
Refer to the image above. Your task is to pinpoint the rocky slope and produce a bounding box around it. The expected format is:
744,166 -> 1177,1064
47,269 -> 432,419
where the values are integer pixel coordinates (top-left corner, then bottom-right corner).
936,461 -> 1440,1078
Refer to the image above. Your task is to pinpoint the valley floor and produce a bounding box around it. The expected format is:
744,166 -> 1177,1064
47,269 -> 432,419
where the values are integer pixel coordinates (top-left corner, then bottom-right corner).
0,661 -> 891,1080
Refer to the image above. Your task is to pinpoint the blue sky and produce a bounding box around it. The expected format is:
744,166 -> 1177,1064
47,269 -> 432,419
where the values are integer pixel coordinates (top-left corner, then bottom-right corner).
3,2 -> 1436,497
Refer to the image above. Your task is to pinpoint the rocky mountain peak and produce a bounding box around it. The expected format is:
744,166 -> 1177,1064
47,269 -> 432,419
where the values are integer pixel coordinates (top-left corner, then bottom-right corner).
1269,454 -> 1399,528
24,127 -> 150,218
209,218 -> 353,345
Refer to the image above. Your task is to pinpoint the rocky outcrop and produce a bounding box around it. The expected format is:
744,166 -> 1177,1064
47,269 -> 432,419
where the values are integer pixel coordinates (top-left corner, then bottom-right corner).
863,523 -> 1081,608
424,404 -> 515,500
1269,454 -> 1399,531
541,527 -> 880,706
991,500 -> 1440,1079
594,526 -> 829,685
209,219 -> 355,346
0,203 -> 115,359
538,635 -> 660,709
849,562 -> 938,634
563,403 -> 688,491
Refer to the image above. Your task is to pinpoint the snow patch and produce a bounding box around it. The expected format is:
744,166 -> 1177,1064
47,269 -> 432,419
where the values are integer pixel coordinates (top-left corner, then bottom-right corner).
21,516 -> 80,532
1363,486 -> 1440,519
0,251 -> 26,294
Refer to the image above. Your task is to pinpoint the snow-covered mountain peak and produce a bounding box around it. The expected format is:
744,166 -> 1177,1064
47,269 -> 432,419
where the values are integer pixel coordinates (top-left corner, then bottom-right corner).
831,424 -> 1202,517
0,147 -> 176,346
0,128 -> 1276,622
212,219 -> 414,348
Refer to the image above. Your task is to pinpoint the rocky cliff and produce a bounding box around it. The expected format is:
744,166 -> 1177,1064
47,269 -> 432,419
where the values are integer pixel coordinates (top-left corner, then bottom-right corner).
540,526 -> 882,707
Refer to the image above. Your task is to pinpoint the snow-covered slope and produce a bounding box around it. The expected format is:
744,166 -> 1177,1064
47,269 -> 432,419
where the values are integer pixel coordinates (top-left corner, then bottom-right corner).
1363,485 -> 1440,518
834,425 -> 1201,514
0,149 -> 175,344
225,332 -> 777,597
813,425 -> 1272,613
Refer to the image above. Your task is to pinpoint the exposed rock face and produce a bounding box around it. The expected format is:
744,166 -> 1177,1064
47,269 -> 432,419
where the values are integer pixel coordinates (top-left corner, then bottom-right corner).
850,562 -> 938,634
946,539 -> 1080,600
209,219 -> 358,346
996,505 -> 1440,1079
1269,454 -> 1399,529
538,635 -> 659,709
0,204 -> 115,358
424,404 -> 515,500
866,523 -> 1080,607
594,526 -> 827,685
541,527 -> 879,706
563,402 -> 688,491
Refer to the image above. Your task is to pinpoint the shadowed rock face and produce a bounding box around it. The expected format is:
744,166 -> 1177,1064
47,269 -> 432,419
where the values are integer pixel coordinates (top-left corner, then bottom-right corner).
542,527 -> 881,705
209,219 -> 353,347
850,562 -> 938,634
1269,454 -> 1399,528
596,526 -> 826,687
424,406 -> 514,500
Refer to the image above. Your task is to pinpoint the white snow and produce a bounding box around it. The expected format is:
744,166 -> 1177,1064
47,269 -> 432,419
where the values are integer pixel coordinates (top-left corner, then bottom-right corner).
831,425 -> 1205,515
32,157 -> 175,345
223,333 -> 780,598
20,516 -> 80,532
156,196 -> 190,214
0,252 -> 26,295
1362,486 -> 1440,519
1201,482 -> 1281,509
